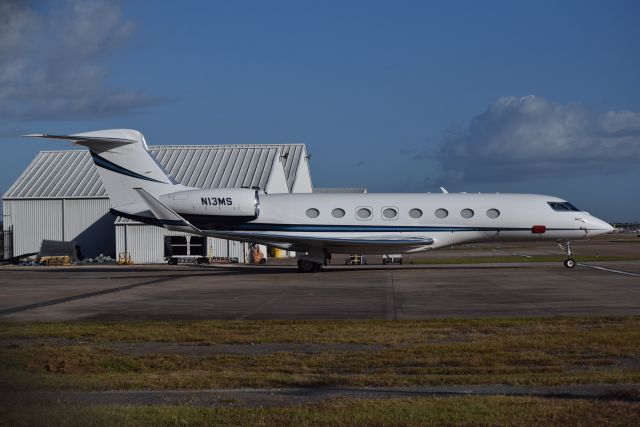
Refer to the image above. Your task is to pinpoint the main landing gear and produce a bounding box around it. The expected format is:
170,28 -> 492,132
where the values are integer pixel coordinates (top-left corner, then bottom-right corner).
297,259 -> 323,273
558,242 -> 576,268
296,249 -> 329,273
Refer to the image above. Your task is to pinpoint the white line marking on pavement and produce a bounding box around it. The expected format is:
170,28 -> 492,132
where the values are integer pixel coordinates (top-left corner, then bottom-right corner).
577,263 -> 640,277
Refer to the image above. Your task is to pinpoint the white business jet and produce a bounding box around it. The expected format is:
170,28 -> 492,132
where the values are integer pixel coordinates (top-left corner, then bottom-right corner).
26,129 -> 613,272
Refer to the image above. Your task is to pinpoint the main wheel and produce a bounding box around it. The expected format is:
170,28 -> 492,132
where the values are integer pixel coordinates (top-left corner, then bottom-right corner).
563,258 -> 576,268
298,259 -> 321,273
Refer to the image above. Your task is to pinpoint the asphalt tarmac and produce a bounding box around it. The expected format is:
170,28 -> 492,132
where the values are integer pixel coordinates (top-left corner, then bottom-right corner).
1,259 -> 638,321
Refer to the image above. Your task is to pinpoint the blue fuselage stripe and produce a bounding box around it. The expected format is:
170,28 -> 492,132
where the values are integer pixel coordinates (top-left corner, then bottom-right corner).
207,223 -> 584,233
90,151 -> 167,184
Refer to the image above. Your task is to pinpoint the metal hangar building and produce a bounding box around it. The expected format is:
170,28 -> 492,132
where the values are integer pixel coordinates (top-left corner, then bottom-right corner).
2,144 -> 312,263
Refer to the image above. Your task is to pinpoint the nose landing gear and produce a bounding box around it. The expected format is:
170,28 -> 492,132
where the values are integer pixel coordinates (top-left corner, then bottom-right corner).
558,242 -> 576,268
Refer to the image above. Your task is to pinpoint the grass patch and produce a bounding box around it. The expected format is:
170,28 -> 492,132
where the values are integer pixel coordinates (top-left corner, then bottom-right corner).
408,255 -> 637,264
1,317 -> 639,391
1,397 -> 639,427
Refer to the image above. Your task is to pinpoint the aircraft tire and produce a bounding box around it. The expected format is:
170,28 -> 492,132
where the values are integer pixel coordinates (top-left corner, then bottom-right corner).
564,258 -> 576,269
298,259 -> 321,273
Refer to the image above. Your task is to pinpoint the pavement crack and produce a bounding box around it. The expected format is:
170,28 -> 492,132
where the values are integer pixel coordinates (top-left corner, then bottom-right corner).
0,276 -> 179,316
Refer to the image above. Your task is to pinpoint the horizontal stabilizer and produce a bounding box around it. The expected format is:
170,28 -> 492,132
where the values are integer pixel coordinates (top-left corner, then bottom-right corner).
134,188 -> 201,234
23,133 -> 137,150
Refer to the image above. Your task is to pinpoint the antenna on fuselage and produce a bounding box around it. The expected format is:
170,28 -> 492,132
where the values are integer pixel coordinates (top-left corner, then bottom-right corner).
440,187 -> 449,194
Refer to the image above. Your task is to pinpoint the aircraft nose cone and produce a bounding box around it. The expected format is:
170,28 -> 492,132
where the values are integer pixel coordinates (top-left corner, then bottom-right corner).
592,217 -> 614,234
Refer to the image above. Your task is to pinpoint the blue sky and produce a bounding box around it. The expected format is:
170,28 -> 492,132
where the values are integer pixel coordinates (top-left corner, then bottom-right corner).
1,0 -> 639,221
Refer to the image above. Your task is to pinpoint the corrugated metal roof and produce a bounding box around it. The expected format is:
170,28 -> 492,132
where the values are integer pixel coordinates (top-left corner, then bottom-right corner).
4,144 -> 307,199
3,150 -> 107,199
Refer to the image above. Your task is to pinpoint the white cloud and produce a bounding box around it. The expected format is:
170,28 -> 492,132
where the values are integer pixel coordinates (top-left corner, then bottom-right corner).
434,95 -> 640,182
0,0 -> 164,121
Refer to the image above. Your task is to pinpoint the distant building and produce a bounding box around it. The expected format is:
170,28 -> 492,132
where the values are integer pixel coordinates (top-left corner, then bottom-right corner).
3,144 -> 312,263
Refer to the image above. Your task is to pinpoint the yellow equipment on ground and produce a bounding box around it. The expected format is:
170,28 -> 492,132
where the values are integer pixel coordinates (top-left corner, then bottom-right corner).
117,252 -> 133,265
345,254 -> 367,265
39,256 -> 72,266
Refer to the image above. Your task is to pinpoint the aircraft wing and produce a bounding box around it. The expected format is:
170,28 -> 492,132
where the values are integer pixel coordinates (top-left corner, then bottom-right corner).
133,188 -> 201,234
213,231 -> 434,252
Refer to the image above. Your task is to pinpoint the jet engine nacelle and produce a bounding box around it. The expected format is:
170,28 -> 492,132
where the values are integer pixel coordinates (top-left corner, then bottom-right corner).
159,188 -> 260,218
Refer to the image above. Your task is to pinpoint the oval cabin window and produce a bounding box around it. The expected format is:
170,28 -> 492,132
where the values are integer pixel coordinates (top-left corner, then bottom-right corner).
486,208 -> 500,219
382,207 -> 398,219
306,208 -> 320,218
409,208 -> 423,218
332,208 -> 345,218
357,207 -> 372,219
461,208 -> 474,219
435,208 -> 448,219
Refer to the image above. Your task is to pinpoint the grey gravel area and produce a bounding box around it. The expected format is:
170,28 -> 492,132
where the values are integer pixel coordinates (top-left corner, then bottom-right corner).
2,385 -> 639,407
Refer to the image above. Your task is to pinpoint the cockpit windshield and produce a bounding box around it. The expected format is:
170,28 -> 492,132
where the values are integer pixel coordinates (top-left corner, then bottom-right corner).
547,202 -> 581,212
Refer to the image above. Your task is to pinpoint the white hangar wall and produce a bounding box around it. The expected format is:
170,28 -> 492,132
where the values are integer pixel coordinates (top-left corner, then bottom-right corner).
2,198 -> 114,258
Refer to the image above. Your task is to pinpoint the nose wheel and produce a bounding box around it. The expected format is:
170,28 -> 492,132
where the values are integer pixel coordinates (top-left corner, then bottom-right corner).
558,242 -> 576,269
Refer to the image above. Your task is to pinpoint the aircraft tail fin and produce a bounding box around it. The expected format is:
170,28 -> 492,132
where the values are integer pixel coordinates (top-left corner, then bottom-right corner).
24,129 -> 187,212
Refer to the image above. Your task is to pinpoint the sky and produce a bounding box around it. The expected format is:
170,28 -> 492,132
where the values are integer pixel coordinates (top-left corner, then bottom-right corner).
1,0 -> 639,222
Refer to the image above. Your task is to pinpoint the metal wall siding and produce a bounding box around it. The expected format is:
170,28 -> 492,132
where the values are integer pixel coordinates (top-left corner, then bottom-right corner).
229,240 -> 246,260
210,237 -> 228,257
115,226 -> 126,258
208,237 -> 246,260
115,225 -> 191,264
63,199 -> 115,257
7,200 -> 63,255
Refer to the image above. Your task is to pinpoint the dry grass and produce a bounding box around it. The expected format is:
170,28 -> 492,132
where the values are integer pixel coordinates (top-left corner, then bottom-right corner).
1,397 -> 639,427
1,317 -> 639,390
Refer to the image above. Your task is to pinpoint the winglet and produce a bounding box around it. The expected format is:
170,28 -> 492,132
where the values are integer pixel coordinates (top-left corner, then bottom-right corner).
440,186 -> 449,194
134,188 -> 201,234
